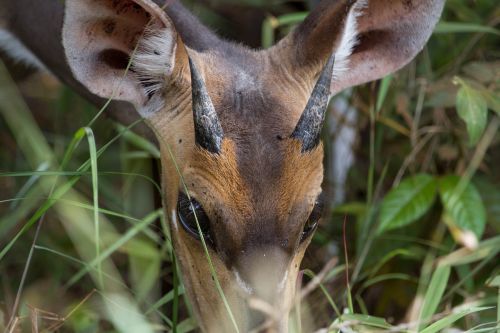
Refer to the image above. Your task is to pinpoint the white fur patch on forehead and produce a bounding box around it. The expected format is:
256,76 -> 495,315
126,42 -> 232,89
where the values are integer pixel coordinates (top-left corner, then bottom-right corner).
132,27 -> 177,117
332,0 -> 367,80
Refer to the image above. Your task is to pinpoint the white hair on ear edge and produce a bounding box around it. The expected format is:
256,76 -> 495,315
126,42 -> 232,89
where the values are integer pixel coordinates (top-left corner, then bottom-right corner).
131,26 -> 177,117
0,29 -> 46,70
332,0 -> 367,79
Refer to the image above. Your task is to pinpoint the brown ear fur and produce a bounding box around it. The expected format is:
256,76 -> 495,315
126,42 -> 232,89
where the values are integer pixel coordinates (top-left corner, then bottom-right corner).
273,0 -> 445,94
331,0 -> 445,93
62,0 -> 187,116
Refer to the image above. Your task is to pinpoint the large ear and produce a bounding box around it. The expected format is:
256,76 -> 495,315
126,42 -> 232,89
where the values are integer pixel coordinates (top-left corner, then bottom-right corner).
62,0 -> 188,117
273,0 -> 445,94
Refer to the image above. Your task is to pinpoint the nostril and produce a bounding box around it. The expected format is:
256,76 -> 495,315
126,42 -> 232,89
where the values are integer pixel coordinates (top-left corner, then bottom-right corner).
248,307 -> 266,331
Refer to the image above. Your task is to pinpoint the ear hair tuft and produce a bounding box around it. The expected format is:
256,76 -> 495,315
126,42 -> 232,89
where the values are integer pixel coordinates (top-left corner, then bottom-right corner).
332,0 -> 367,80
132,26 -> 177,117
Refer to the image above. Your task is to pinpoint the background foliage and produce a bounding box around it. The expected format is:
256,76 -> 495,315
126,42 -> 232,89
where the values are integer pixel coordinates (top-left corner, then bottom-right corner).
0,0 -> 499,332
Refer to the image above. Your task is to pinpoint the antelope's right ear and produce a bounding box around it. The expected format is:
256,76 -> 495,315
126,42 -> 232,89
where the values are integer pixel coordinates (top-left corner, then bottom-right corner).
274,0 -> 445,95
63,0 -> 188,117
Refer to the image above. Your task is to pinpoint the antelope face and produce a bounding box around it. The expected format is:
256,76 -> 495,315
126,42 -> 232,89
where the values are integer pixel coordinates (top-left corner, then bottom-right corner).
61,0 -> 445,331
153,53 -> 331,331
163,140 -> 324,332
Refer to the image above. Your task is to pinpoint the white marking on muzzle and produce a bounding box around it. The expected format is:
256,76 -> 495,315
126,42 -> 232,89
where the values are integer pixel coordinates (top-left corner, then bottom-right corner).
278,269 -> 289,292
233,269 -> 254,295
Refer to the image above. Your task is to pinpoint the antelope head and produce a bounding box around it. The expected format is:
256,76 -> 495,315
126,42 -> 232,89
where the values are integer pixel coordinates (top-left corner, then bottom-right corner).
62,0 -> 444,331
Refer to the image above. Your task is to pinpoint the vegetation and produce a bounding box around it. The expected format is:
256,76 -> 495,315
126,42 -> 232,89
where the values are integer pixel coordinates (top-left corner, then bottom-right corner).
0,0 -> 499,332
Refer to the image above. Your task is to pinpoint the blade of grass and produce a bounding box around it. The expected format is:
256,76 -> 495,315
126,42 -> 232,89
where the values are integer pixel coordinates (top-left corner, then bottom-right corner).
343,216 -> 353,313
341,314 -> 392,329
435,22 -> 500,35
8,162 -> 50,210
376,75 -> 393,113
0,119 -> 144,261
419,307 -> 490,333
115,123 -> 160,159
81,127 -> 103,287
302,269 -> 341,318
417,265 -> 451,330
65,209 -> 162,288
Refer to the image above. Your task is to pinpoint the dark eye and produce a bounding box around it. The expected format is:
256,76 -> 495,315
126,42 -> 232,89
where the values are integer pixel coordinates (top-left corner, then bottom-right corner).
177,192 -> 212,242
300,194 -> 324,243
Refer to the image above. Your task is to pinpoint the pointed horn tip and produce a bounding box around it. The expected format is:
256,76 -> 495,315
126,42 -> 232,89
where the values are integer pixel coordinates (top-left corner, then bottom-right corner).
188,56 -> 195,72
188,57 -> 200,82
320,53 -> 336,83
188,56 -> 224,154
291,53 -> 336,153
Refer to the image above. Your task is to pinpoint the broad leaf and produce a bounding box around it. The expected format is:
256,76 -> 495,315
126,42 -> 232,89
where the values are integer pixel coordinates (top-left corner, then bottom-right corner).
455,78 -> 488,145
378,174 -> 437,234
439,175 -> 486,238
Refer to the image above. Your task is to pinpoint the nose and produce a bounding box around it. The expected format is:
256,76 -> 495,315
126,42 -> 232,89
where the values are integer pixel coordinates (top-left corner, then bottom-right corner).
230,247 -> 293,332
248,307 -> 266,331
234,247 -> 290,303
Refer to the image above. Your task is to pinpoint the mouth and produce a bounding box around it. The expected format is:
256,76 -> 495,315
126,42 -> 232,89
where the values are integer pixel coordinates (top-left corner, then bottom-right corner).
229,267 -> 301,333
247,297 -> 289,333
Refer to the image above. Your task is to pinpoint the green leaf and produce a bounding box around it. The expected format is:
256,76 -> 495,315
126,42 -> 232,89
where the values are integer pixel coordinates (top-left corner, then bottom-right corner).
376,75 -> 393,113
463,62 -> 499,84
455,78 -> 488,145
474,177 -> 500,233
341,314 -> 392,329
439,236 -> 500,266
418,265 -> 451,327
419,307 -> 490,333
378,174 -> 437,234
486,274 -> 500,287
482,90 -> 500,115
435,22 -> 500,36
439,175 -> 487,238
333,201 -> 367,216
116,123 -> 160,158
177,318 -> 198,333
146,285 -> 185,315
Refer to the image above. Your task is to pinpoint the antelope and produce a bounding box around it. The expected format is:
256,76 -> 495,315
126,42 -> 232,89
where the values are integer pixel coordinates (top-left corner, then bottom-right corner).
1,0 -> 445,331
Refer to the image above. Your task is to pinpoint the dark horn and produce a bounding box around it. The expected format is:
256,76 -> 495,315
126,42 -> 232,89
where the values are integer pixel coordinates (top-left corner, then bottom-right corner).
189,57 -> 224,154
290,53 -> 335,152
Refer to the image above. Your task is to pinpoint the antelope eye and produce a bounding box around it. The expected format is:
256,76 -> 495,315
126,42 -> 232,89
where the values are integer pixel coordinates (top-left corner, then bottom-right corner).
300,194 -> 324,243
177,192 -> 212,242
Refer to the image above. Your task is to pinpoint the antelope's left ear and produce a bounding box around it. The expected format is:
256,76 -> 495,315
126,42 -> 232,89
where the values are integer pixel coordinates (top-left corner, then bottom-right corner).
275,0 -> 445,94
63,0 -> 188,117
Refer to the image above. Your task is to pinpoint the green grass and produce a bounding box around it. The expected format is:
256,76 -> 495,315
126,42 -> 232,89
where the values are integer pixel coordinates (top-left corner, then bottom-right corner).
1,0 -> 499,332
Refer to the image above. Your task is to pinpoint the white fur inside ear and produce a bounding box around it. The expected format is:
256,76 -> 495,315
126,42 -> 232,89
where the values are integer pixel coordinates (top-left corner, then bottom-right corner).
333,0 -> 367,79
132,27 -> 176,117
0,29 -> 45,70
